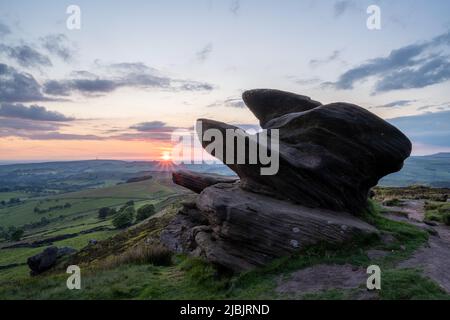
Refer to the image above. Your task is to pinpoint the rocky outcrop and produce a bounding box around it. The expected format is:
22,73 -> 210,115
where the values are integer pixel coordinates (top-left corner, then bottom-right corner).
172,170 -> 238,194
162,182 -> 378,271
198,89 -> 412,215
27,246 -> 76,275
162,89 -> 411,271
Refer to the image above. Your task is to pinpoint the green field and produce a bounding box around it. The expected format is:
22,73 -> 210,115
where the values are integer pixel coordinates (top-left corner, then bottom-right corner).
0,175 -> 188,281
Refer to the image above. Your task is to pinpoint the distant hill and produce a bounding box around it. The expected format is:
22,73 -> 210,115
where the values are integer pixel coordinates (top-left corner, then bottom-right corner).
0,153 -> 449,190
380,153 -> 450,187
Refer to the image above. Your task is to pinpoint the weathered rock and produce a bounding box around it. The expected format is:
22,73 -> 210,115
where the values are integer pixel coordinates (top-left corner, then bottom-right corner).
172,170 -> 238,194
163,89 -> 411,271
198,89 -> 411,215
27,246 -> 76,275
162,183 -> 378,271
27,246 -> 58,275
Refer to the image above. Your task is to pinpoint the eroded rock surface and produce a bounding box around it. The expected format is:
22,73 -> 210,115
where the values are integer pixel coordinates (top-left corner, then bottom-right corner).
162,89 -> 411,271
198,89 -> 411,214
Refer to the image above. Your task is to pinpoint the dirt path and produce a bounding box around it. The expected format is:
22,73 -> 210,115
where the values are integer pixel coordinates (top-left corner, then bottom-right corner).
275,199 -> 450,298
387,200 -> 450,293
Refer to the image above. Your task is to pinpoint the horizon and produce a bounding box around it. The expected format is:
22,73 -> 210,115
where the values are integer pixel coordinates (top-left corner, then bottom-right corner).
1,150 -> 450,166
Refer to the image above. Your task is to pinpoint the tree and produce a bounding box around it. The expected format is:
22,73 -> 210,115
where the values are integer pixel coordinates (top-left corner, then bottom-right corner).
112,206 -> 135,229
125,200 -> 135,206
98,207 -> 111,219
10,228 -> 24,241
136,204 -> 155,222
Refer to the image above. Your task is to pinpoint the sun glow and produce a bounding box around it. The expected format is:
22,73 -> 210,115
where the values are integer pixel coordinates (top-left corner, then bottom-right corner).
161,151 -> 172,161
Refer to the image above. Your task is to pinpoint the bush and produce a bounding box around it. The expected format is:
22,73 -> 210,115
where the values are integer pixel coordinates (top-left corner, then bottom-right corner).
112,206 -> 135,229
10,228 -> 24,241
136,204 -> 155,222
99,244 -> 173,269
442,213 -> 450,226
98,207 -> 112,219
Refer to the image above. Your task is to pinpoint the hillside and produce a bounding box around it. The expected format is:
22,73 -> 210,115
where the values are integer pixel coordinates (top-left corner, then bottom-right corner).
380,153 -> 450,187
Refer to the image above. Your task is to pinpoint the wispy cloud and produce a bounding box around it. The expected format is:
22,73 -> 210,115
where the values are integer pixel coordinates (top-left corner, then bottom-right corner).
371,100 -> 416,109
0,63 -> 50,102
230,0 -> 240,15
207,96 -> 245,108
332,31 -> 450,93
0,103 -> 74,121
196,43 -> 213,62
40,34 -> 76,62
333,0 -> 355,18
0,44 -> 52,69
43,62 -> 214,97
309,50 -> 341,68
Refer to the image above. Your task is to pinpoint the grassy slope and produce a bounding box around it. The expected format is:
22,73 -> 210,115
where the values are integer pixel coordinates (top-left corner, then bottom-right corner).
0,200 -> 448,300
0,176 -> 188,281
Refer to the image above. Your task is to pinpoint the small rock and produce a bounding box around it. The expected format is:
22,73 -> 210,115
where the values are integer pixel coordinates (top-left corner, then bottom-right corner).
89,239 -> 98,245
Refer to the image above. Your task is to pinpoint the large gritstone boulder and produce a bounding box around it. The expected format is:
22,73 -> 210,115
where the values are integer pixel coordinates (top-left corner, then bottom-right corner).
162,89 -> 411,271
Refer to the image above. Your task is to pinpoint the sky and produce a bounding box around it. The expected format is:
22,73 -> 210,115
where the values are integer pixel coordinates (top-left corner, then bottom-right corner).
1,0 -> 450,162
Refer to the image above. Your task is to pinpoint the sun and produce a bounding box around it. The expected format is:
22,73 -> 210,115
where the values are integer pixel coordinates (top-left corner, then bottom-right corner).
161,151 -> 172,162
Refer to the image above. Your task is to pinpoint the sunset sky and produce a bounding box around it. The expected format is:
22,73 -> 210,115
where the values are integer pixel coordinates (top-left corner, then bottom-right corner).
1,0 -> 450,162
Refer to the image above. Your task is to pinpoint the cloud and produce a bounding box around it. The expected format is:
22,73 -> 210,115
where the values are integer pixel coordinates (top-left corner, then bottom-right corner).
0,103 -> 74,121
309,50 -> 341,68
372,100 -> 416,109
40,34 -> 75,62
130,121 -> 172,132
124,121 -> 186,141
287,76 -> 322,86
0,21 -> 11,37
388,110 -> 450,147
0,118 -> 63,132
196,43 -> 213,62
27,132 -> 102,140
0,63 -> 49,102
333,31 -> 450,93
207,97 -> 245,108
230,0 -> 240,15
333,0 -> 355,17
43,62 -> 214,96
0,44 -> 52,69
375,55 -> 450,92
44,79 -> 118,96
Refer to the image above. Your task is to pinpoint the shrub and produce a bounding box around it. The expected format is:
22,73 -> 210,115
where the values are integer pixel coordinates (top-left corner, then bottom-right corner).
136,204 -> 155,222
437,205 -> 450,215
98,207 -> 111,219
120,244 -> 173,266
442,213 -> 450,226
10,228 -> 24,241
382,198 -> 403,207
98,244 -> 173,269
112,206 -> 135,229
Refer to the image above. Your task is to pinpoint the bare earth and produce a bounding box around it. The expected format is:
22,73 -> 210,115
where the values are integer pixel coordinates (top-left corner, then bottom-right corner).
276,199 -> 450,298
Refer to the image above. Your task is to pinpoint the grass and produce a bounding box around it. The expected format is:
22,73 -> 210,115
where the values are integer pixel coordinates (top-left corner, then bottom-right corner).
0,193 -> 447,300
424,201 -> 450,225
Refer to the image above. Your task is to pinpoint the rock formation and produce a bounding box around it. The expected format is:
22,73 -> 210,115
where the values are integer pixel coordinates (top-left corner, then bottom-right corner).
161,89 -> 412,271
27,246 -> 76,275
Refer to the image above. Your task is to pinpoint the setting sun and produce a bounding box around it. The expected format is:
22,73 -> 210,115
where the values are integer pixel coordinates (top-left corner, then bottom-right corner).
161,151 -> 172,162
